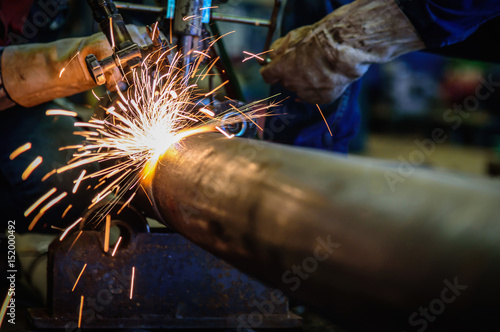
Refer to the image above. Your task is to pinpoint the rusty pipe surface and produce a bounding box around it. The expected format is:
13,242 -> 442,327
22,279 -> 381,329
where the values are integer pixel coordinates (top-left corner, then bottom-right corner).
148,133 -> 500,330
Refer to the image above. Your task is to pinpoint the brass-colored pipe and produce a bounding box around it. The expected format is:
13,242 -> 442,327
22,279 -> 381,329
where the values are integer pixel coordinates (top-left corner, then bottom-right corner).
149,133 -> 500,330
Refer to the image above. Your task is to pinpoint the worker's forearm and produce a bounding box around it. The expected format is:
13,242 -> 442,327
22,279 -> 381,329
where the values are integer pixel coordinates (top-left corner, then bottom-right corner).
1,37 -> 102,109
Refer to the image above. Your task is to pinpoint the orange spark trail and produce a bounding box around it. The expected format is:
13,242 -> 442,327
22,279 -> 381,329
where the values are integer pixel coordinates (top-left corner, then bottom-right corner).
73,170 -> 86,194
28,192 -> 68,231
199,107 -> 215,117
59,51 -> 80,78
25,187 -> 57,217
130,266 -> 136,299
78,296 -> 84,328
72,263 -> 87,291
117,192 -> 136,215
109,17 -> 115,49
62,204 -> 73,218
204,80 -> 229,97
60,217 -> 83,241
22,156 -> 43,180
67,230 -> 83,253
316,104 -> 332,136
9,142 -> 31,160
209,31 -> 235,47
201,56 -> 219,81
104,214 -> 111,253
111,236 -> 123,257
242,49 -> 274,62
46,109 -> 78,117
41,169 -> 57,182
92,89 -> 101,101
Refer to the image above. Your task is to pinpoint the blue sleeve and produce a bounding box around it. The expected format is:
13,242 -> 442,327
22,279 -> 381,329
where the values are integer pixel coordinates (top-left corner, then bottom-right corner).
395,0 -> 500,48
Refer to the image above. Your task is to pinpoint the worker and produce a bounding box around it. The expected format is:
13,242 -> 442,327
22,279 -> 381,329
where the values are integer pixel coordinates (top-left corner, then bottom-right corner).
261,0 -> 500,152
0,2 -> 151,232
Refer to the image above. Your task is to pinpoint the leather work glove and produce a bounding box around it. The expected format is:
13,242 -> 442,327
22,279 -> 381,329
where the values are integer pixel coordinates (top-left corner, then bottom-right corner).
1,25 -> 153,109
260,0 -> 425,105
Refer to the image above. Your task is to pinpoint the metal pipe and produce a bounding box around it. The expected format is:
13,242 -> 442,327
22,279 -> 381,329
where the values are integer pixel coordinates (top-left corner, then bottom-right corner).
148,133 -> 500,330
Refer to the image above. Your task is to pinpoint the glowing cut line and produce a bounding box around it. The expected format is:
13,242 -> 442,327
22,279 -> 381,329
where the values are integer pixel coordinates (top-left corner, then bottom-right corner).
9,142 -> 31,160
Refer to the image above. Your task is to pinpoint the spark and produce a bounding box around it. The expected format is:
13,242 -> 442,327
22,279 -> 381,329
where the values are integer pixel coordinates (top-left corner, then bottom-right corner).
0,290 -> 13,328
215,126 -> 234,139
209,31 -> 235,47
199,107 -> 215,117
41,169 -> 57,182
117,192 -> 136,215
130,266 -> 136,299
183,15 -> 197,21
78,296 -> 84,328
74,122 -> 103,129
200,56 -> 219,81
72,263 -> 87,291
46,109 -> 78,117
67,230 -> 83,253
242,49 -> 273,62
59,51 -> 80,78
92,89 -> 101,101
9,142 -> 31,160
110,17 -> 115,49
316,104 -> 332,136
151,21 -> 159,40
193,50 -> 210,58
204,80 -> 229,97
62,204 -> 73,218
104,214 -> 111,253
72,170 -> 86,194
25,188 -> 57,217
21,156 -> 43,181
111,236 -> 123,256
60,217 -> 83,241
28,192 -> 67,231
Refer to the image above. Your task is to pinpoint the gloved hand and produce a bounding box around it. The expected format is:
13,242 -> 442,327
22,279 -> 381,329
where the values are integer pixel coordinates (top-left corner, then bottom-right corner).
1,25 -> 153,109
260,0 -> 426,105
